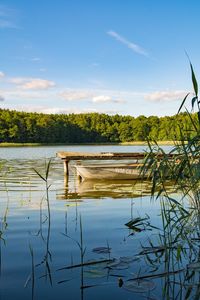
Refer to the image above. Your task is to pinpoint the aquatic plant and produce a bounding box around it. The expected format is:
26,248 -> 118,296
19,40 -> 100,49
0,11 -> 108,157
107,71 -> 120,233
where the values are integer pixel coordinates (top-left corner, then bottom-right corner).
144,62 -> 200,199
33,159 -> 52,285
140,62 -> 200,299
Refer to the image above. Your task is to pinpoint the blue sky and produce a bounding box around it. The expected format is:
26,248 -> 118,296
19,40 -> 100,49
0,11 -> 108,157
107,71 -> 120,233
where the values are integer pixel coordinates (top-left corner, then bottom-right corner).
0,0 -> 200,116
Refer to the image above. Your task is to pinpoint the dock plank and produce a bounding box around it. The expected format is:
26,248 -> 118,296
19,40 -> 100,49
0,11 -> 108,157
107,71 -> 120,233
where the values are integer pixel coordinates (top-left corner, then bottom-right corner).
57,151 -> 147,160
57,151 -> 177,160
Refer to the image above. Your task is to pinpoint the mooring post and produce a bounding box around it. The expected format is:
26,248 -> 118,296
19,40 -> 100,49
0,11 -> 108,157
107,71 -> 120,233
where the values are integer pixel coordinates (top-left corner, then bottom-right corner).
63,159 -> 69,188
63,159 -> 69,176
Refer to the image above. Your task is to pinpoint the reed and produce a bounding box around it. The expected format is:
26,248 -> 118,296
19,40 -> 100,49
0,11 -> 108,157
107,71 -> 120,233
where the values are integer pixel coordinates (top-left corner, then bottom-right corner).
140,62 -> 200,298
145,62 -> 200,200
33,159 -> 53,285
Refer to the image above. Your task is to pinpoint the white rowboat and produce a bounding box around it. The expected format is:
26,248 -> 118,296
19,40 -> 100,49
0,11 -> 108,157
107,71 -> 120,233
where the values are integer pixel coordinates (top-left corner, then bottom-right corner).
75,163 -> 150,180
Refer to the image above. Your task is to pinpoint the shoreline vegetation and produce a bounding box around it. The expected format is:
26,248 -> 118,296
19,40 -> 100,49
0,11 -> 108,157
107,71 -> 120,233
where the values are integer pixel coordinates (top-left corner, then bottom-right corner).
0,108 -> 197,144
0,141 -> 178,147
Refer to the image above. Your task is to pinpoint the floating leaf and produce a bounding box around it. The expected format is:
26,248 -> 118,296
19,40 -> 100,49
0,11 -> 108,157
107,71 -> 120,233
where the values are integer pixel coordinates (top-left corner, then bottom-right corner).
107,260 -> 129,270
92,247 -> 111,254
84,269 -> 107,279
139,246 -> 165,255
123,279 -> 156,293
119,256 -> 140,263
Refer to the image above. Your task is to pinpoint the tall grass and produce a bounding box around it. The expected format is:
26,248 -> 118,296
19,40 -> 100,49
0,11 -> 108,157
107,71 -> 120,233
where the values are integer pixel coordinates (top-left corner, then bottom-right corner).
141,63 -> 200,299
146,62 -> 200,200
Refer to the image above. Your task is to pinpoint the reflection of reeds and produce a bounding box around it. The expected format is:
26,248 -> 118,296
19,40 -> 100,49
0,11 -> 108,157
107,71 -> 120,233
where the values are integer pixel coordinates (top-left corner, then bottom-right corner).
33,159 -> 52,285
79,215 -> 84,299
0,162 -> 10,277
29,244 -> 35,300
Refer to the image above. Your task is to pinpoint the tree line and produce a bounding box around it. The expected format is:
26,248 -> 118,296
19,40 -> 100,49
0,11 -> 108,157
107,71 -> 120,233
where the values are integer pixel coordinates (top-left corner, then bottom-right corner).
0,108 -> 197,143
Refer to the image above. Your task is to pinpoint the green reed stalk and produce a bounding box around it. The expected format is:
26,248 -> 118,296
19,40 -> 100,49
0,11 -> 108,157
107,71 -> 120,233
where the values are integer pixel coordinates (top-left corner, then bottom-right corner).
144,62 -> 200,299
33,159 -> 52,285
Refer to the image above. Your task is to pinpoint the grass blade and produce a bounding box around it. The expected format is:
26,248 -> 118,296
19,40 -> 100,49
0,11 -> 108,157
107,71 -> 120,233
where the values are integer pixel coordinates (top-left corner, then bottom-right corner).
177,93 -> 190,114
190,62 -> 198,97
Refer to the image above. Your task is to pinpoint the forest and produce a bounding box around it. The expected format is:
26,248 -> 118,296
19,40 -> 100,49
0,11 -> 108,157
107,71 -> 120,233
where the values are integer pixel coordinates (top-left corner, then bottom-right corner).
0,108 -> 197,143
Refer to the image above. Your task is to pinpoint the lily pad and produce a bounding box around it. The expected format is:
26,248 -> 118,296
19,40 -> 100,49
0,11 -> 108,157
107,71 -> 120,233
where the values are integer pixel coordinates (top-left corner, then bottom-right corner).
119,256 -> 140,263
123,279 -> 156,293
84,269 -> 107,279
92,247 -> 111,254
107,260 -> 129,270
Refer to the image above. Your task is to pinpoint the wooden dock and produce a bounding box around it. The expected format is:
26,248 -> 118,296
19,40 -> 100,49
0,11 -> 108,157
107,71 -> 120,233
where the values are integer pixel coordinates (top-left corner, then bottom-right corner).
57,151 -> 145,176
57,151 -> 175,176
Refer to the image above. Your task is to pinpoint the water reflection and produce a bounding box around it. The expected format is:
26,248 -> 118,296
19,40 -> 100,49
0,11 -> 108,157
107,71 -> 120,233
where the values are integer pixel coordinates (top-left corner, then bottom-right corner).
0,154 -> 196,300
58,178 -> 177,200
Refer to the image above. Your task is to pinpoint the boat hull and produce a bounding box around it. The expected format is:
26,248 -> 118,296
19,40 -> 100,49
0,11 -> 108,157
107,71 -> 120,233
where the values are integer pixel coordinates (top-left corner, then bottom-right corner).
75,164 -> 150,180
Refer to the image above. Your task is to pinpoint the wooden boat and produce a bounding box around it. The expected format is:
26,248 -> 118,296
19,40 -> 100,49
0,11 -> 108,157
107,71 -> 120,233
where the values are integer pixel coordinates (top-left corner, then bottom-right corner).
57,151 -> 178,180
75,163 -> 150,180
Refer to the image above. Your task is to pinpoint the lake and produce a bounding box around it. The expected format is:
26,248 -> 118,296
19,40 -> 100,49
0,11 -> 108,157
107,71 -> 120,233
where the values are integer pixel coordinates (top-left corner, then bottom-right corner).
0,145 -> 191,300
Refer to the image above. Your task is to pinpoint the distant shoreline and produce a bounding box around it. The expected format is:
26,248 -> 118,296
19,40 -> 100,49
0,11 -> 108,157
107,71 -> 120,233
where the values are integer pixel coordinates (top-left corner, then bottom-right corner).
0,141 -> 178,147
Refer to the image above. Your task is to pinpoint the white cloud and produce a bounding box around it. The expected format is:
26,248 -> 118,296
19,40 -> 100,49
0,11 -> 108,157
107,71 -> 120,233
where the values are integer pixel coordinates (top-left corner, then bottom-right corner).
1,104 -> 119,115
39,107 -> 101,114
46,107 -> 119,115
0,95 -> 4,101
60,89 -> 126,104
19,106 -> 72,114
9,77 -> 56,90
22,79 -> 55,90
0,71 -> 5,78
0,85 -> 57,102
107,30 -> 148,57
144,90 -> 188,102
92,95 -> 125,103
92,95 -> 111,103
60,89 -> 94,101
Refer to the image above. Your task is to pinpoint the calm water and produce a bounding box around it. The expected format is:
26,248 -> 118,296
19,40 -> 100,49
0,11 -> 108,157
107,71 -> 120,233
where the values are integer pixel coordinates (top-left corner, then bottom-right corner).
0,145 -> 182,300
0,144 -> 170,159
